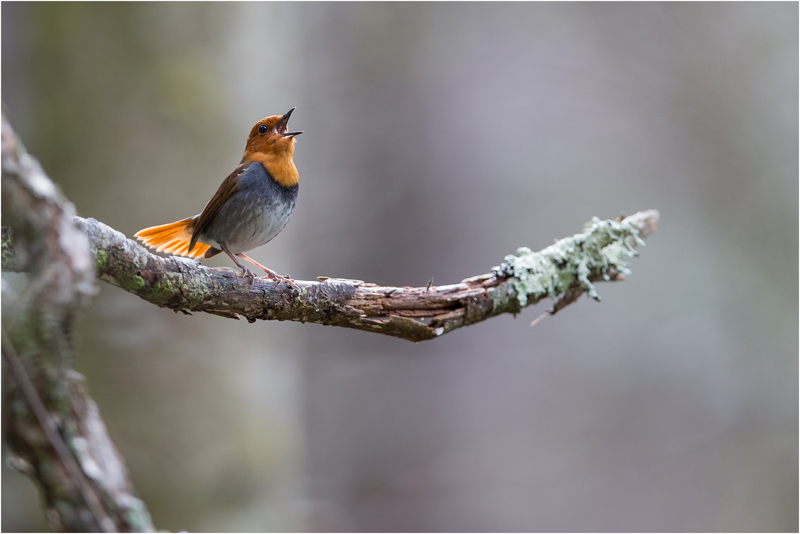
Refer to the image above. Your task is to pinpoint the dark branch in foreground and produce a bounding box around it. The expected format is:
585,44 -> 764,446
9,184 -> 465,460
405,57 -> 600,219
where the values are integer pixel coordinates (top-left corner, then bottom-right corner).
2,112 -> 154,531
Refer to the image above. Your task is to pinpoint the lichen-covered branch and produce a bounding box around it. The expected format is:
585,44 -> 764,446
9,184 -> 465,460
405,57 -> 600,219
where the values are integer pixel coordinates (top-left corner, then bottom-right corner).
2,112 -> 154,532
2,209 -> 660,342
5,207 -> 659,343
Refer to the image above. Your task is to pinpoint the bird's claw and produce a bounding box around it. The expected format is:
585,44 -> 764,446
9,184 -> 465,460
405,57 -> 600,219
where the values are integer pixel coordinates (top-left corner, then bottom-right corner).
239,266 -> 257,286
261,272 -> 299,290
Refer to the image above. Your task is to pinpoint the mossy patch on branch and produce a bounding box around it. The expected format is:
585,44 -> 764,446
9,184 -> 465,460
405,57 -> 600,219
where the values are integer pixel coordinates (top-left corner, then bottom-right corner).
495,216 -> 646,307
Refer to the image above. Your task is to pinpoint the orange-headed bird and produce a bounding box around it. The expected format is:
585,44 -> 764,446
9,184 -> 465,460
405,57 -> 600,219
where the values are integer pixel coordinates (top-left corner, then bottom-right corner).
135,108 -> 302,285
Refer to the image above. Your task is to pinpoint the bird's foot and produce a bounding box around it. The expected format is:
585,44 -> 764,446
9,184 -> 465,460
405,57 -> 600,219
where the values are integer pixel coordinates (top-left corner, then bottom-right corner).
233,252 -> 299,290
259,268 -> 299,290
239,265 -> 257,286
262,273 -> 300,290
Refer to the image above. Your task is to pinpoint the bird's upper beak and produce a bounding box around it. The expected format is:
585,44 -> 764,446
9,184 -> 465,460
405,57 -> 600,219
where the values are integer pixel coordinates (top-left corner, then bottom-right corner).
276,107 -> 303,137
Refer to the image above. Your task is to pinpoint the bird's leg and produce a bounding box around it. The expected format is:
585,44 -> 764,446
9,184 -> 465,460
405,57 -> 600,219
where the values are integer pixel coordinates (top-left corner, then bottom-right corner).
236,253 -> 299,289
219,243 -> 256,285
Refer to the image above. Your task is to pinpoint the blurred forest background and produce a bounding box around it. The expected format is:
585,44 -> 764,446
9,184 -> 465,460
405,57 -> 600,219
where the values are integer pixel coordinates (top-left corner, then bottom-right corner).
2,2 -> 797,531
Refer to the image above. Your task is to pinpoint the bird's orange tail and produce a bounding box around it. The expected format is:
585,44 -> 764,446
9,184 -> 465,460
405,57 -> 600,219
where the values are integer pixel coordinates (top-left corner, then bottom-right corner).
134,216 -> 211,259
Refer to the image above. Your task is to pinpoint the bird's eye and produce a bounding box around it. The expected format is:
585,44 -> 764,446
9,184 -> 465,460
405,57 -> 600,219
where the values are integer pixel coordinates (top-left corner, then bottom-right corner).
258,125 -> 269,134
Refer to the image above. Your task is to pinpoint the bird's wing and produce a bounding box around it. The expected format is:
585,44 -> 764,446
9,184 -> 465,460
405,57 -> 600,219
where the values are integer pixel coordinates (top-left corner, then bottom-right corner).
189,162 -> 249,251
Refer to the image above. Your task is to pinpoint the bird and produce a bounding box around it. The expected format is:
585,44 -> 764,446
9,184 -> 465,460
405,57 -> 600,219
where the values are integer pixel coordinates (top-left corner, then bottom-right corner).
135,108 -> 302,286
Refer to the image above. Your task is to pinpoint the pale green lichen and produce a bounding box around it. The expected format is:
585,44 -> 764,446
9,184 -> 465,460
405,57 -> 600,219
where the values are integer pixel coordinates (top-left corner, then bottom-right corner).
1,226 -> 17,267
494,216 -> 646,307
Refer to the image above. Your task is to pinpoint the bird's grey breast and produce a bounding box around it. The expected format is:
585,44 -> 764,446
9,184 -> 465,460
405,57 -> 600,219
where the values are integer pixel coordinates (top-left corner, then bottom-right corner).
202,162 -> 298,253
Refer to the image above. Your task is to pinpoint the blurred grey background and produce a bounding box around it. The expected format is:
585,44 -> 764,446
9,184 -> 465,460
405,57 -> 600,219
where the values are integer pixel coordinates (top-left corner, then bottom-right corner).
2,2 -> 797,531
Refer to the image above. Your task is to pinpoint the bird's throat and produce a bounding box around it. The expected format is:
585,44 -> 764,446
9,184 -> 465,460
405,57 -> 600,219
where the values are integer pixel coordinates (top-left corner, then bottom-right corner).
246,151 -> 298,187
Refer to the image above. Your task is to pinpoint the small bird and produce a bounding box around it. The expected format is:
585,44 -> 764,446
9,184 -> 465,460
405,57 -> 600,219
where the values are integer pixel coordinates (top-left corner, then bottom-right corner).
135,108 -> 302,285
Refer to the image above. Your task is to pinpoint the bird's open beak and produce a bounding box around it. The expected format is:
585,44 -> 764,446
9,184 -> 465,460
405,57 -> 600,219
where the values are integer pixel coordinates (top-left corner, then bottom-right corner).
276,107 -> 303,137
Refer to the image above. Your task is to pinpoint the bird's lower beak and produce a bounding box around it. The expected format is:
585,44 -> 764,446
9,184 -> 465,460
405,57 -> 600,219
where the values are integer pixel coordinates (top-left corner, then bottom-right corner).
277,107 -> 303,137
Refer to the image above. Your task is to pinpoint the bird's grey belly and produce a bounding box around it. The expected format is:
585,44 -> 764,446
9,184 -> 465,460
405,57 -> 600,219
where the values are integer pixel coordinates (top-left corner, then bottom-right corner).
199,189 -> 296,253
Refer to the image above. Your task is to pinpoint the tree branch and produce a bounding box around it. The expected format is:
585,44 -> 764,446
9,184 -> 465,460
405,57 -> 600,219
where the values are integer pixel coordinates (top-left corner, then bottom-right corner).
2,111 -> 154,531
75,210 -> 656,342
3,211 -> 659,341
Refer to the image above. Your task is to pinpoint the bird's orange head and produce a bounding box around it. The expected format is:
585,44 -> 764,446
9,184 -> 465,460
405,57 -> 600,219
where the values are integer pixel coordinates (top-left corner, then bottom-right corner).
242,108 -> 303,187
